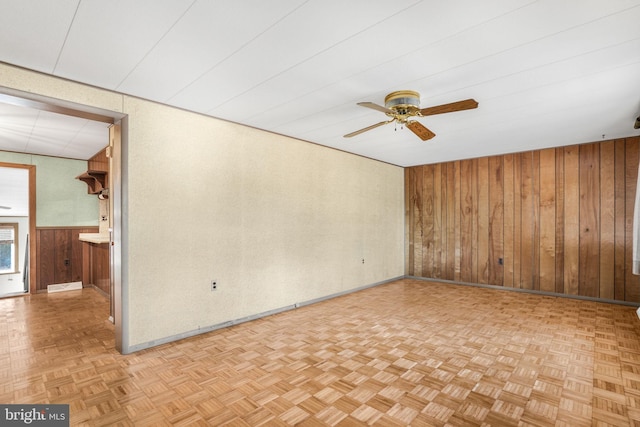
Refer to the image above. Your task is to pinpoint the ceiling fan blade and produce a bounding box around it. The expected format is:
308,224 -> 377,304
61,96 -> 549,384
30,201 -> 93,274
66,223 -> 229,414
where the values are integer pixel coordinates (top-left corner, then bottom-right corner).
406,121 -> 436,141
0,206 -> 11,209
419,99 -> 478,116
344,120 -> 392,138
357,102 -> 394,114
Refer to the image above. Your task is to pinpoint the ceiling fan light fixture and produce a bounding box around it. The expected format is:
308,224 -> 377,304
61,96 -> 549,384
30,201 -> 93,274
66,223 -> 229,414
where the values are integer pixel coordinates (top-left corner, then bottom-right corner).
384,90 -> 421,115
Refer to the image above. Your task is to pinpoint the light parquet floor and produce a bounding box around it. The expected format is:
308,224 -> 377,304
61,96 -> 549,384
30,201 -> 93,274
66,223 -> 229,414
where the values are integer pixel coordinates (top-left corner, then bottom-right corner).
1,278 -> 640,426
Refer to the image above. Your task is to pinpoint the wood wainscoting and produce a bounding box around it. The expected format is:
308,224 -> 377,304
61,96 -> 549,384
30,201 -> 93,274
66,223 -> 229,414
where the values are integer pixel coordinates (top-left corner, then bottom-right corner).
405,136 -> 640,303
35,227 -> 103,292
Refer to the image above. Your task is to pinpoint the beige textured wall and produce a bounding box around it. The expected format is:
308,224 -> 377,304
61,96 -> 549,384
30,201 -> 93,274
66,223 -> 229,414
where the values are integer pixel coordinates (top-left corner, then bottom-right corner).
0,63 -> 405,350
124,97 -> 405,345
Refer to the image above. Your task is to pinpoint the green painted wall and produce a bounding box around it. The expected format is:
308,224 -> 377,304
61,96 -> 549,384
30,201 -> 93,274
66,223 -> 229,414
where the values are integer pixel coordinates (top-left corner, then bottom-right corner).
0,152 -> 98,227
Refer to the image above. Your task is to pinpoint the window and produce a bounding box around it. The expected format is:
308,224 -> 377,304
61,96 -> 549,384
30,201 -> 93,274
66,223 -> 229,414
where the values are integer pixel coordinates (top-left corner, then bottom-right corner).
0,223 -> 18,274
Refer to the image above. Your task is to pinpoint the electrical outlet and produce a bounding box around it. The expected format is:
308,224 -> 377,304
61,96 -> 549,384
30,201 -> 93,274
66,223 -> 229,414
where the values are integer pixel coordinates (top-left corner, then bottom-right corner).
211,280 -> 217,291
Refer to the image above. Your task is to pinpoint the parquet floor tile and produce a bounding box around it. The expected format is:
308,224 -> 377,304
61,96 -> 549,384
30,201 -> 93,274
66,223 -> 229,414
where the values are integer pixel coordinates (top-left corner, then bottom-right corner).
2,278 -> 640,425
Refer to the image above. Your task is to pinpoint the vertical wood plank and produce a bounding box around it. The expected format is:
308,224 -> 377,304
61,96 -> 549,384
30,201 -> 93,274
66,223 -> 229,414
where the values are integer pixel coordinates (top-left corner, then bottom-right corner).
71,228 -> 84,283
454,161 -> 462,281
503,154 -> 514,287
460,159 -> 473,282
446,162 -> 456,280
539,148 -> 556,293
614,139 -> 626,300
405,168 -> 414,275
36,229 -> 54,290
477,157 -> 490,284
82,236 -> 91,286
520,152 -> 534,290
564,145 -> 580,296
439,163 -> 448,279
488,156 -> 504,286
599,141 -> 615,300
433,163 -> 443,279
555,148 -> 565,294
579,143 -> 600,298
513,153 -> 522,288
413,168 -> 424,277
54,229 -> 71,284
471,159 -> 479,283
625,137 -> 640,302
423,165 -> 435,277
532,150 -> 541,291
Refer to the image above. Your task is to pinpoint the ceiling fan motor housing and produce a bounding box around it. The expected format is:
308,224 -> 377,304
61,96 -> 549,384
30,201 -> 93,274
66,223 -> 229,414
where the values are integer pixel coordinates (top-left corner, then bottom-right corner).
384,90 -> 421,117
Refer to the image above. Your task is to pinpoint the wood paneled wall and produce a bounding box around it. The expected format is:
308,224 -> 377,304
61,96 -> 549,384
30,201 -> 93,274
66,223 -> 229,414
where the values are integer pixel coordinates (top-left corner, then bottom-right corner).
405,136 -> 640,303
88,147 -> 109,172
35,227 -> 98,291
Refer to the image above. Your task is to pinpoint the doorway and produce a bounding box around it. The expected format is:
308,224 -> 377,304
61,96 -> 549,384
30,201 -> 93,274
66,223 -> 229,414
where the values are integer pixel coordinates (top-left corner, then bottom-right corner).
0,163 -> 34,297
0,87 -> 124,352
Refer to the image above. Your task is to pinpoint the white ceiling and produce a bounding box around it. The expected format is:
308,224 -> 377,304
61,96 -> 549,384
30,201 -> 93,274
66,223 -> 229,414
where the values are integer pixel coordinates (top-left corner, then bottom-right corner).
0,99 -> 111,160
0,0 -> 639,168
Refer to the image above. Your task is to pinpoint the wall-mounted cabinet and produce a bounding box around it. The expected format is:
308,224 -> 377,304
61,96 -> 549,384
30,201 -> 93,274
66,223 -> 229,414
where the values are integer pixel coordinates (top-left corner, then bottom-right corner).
77,147 -> 110,195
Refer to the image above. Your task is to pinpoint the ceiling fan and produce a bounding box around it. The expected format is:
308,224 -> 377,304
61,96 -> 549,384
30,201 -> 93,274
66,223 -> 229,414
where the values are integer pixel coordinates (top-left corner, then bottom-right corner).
344,90 -> 478,141
0,206 -> 11,210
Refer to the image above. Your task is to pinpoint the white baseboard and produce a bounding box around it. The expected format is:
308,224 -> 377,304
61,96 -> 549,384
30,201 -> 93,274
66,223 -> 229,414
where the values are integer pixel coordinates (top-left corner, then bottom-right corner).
47,281 -> 83,293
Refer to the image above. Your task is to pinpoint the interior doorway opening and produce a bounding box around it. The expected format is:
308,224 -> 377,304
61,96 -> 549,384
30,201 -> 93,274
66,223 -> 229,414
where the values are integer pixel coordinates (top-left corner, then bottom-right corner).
0,86 -> 125,352
0,163 -> 34,298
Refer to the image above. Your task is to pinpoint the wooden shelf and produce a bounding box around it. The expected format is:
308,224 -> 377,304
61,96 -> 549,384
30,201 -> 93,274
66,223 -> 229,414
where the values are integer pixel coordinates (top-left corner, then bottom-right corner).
76,170 -> 107,194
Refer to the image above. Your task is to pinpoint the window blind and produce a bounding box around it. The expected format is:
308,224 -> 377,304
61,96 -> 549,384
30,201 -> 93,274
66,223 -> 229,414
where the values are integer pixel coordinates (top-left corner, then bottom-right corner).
0,226 -> 14,243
